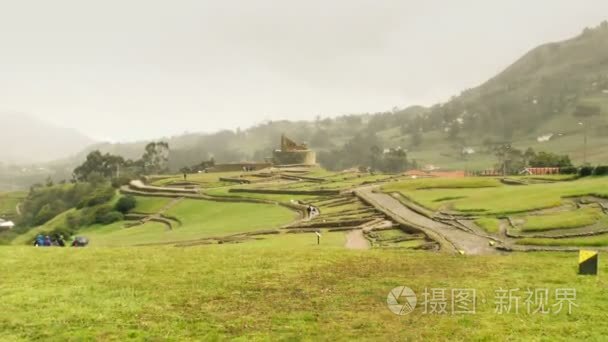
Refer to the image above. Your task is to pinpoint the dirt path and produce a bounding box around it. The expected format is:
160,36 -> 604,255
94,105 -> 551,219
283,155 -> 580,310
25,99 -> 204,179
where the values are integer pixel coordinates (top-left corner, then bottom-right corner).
345,230 -> 370,250
356,187 -> 498,255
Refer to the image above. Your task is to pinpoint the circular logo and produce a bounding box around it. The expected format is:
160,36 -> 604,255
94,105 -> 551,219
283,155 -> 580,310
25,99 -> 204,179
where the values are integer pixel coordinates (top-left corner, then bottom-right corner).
387,286 -> 417,315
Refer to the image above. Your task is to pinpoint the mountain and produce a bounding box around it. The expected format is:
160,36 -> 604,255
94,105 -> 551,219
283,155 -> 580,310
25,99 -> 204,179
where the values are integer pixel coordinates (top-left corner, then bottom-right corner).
0,113 -> 95,164
50,22 -> 608,173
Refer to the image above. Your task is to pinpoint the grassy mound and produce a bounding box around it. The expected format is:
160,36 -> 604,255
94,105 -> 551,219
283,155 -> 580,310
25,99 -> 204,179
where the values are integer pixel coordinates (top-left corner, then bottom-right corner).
131,197 -> 172,214
517,234 -> 608,247
519,207 -> 605,232
79,199 -> 297,246
474,217 -> 501,234
384,177 -> 608,215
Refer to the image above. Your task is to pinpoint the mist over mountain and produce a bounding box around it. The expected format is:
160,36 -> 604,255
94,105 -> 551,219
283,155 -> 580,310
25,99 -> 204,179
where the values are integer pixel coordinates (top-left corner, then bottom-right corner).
72,22 -> 608,172
8,21 -> 608,177
0,113 -> 94,164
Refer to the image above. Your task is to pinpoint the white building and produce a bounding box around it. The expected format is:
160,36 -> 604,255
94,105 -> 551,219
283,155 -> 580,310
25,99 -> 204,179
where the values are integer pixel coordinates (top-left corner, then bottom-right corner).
0,219 -> 15,229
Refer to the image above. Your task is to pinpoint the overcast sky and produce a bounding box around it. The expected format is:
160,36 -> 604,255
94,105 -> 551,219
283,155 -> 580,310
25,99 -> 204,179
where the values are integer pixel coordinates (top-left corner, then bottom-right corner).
1,1 -> 607,142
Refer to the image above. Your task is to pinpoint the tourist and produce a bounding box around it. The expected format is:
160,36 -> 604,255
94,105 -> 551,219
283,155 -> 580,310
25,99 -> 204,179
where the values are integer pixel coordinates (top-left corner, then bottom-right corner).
34,234 -> 44,247
55,234 -> 66,247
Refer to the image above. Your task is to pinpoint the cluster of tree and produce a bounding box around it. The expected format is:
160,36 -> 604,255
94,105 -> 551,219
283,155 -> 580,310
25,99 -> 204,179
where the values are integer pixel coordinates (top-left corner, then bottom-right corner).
74,142 -> 170,184
179,159 -> 215,174
577,165 -> 608,177
53,195 -> 138,238
318,133 -> 412,173
16,180 -> 115,230
493,146 -> 572,174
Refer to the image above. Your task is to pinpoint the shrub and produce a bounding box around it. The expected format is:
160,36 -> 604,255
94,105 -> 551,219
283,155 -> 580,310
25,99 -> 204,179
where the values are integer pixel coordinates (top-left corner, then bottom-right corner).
559,166 -> 578,175
593,165 -> 608,175
579,166 -> 594,177
111,176 -> 132,189
96,210 -> 124,225
115,196 -> 137,214
77,186 -> 116,208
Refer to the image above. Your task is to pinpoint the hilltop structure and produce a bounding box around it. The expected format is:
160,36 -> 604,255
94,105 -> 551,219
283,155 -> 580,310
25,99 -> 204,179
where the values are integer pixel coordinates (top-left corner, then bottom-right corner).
273,135 -> 316,166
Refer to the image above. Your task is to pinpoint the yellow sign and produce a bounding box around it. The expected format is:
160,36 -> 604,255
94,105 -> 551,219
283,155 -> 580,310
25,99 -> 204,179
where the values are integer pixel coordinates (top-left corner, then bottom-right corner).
579,250 -> 598,275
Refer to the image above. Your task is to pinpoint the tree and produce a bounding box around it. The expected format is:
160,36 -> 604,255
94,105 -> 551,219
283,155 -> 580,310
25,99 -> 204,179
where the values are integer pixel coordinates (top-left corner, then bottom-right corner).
574,104 -> 601,119
381,148 -> 409,173
141,142 -> 170,175
73,151 -> 125,182
529,152 -> 572,167
115,196 -> 137,214
310,129 -> 332,148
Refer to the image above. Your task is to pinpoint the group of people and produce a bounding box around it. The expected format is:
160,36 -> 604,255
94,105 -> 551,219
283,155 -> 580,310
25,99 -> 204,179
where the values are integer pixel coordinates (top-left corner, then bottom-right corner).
307,205 -> 319,218
33,234 -> 89,247
34,234 -> 65,247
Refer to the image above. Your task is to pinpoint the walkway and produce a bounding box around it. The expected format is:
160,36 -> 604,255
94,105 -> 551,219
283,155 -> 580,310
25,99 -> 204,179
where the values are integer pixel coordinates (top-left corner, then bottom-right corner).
345,230 -> 370,250
356,187 -> 498,255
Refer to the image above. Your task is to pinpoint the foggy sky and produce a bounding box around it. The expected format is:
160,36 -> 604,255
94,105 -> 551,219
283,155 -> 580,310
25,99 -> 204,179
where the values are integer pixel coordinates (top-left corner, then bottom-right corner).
1,1 -> 607,142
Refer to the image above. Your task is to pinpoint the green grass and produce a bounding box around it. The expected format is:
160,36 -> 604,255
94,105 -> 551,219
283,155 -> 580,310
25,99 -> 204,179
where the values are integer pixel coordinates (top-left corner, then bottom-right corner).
11,209 -> 77,245
151,171 -> 244,187
519,207 -> 605,232
384,177 -> 501,192
0,191 -> 25,218
80,199 -> 298,246
132,196 -> 172,214
205,186 -> 316,203
474,217 -> 501,233
517,234 -> 608,247
247,230 -> 347,248
384,177 -> 608,215
517,174 -> 578,182
0,247 -> 605,340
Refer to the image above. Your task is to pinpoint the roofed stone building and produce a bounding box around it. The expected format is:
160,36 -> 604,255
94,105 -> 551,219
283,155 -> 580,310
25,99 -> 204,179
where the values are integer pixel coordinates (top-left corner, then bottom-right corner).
273,135 -> 316,166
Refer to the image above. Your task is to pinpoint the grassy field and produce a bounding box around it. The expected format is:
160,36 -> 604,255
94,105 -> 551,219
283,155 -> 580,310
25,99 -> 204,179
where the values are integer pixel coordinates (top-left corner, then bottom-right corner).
132,196 -> 172,214
79,199 -> 298,247
474,217 -> 501,234
0,246 -> 605,340
383,177 -> 608,215
150,171 -> 244,188
517,234 -> 608,247
11,209 -> 77,245
205,186 -> 317,203
0,191 -> 25,219
518,207 -> 605,232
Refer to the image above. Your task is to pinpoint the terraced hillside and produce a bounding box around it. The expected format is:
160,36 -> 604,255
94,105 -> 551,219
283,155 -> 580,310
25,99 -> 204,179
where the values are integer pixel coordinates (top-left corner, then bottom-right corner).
382,176 -> 608,251
112,167 -> 430,250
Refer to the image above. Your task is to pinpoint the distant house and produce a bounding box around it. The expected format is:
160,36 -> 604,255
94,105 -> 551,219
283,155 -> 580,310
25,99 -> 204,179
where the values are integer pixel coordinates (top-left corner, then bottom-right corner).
519,167 -> 560,175
0,219 -> 15,229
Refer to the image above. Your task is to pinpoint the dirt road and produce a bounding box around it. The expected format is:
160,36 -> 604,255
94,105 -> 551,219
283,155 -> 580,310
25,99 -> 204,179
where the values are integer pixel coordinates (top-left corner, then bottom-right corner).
345,230 -> 370,250
356,187 -> 497,255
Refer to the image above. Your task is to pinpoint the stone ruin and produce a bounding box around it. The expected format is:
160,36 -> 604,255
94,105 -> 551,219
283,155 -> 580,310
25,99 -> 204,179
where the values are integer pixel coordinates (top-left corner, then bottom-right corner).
272,134 -> 317,166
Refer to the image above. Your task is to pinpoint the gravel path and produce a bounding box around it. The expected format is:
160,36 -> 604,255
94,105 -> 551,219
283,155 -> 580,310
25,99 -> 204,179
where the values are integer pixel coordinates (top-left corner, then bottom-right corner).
345,230 -> 370,250
356,187 -> 498,255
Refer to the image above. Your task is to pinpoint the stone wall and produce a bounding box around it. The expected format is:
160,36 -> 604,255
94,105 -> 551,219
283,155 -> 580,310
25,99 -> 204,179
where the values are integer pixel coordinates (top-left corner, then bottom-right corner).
208,163 -> 272,172
272,150 -> 316,166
